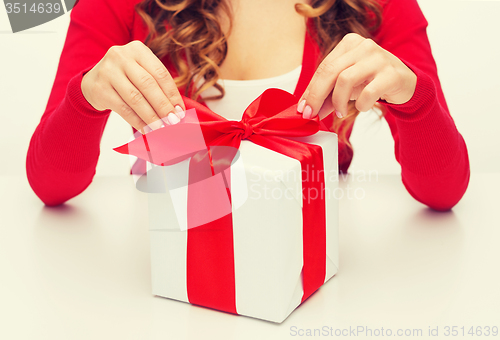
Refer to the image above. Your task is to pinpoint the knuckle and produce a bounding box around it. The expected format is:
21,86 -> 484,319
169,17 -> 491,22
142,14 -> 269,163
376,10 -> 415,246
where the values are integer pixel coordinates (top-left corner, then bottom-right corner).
324,62 -> 337,76
317,62 -> 335,77
139,74 -> 157,90
158,99 -> 174,114
97,62 -> 113,78
155,67 -> 171,81
128,40 -> 144,49
120,103 -> 134,118
372,51 -> 385,64
362,38 -> 377,51
105,47 -> 127,66
106,45 -> 121,58
336,73 -> 350,87
364,86 -> 377,98
129,89 -> 144,105
316,62 -> 327,75
343,33 -> 361,43
164,86 -> 180,100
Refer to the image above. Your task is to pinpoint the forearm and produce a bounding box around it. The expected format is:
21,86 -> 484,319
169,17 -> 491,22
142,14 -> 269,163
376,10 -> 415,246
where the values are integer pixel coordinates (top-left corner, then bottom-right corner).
373,0 -> 470,210
26,0 -> 136,205
383,66 -> 470,211
26,70 -> 111,206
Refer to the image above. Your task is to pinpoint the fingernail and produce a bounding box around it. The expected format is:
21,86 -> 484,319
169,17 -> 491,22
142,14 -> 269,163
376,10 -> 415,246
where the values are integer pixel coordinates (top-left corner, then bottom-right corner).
303,105 -> 312,119
175,105 -> 185,119
167,112 -> 180,125
335,110 -> 343,119
143,125 -> 153,133
297,99 -> 306,113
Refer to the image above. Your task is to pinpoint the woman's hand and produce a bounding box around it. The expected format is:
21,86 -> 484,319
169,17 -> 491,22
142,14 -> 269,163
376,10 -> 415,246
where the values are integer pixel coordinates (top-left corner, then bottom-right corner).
297,33 -> 417,119
81,40 -> 185,134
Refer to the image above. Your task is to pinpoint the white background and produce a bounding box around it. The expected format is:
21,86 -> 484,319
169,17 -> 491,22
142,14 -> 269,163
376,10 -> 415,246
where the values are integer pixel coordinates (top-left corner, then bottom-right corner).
1,3 -> 499,339
0,0 -> 499,177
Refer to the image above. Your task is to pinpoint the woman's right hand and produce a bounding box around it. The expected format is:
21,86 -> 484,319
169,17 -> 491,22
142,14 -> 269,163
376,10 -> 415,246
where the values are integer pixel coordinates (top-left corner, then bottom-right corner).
81,40 -> 185,134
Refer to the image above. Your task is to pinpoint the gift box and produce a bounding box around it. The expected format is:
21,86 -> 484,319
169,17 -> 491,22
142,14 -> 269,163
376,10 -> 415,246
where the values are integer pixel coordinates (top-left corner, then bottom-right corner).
114,89 -> 339,323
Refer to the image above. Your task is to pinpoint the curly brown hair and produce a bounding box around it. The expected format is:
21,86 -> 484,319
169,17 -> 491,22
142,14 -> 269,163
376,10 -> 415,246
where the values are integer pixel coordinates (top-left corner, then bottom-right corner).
135,0 -> 383,146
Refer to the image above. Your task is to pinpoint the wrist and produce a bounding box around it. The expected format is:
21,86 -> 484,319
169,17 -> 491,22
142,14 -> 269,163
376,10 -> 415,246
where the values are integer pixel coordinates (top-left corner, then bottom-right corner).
379,60 -> 437,122
70,67 -> 111,118
388,68 -> 417,106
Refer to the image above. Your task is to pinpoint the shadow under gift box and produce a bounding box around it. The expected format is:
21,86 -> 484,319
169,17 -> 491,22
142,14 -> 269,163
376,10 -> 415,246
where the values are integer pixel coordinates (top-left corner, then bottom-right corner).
146,131 -> 339,323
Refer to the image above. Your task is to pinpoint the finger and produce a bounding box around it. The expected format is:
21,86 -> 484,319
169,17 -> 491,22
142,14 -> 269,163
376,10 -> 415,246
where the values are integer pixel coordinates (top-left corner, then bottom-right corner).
105,86 -> 149,134
331,62 -> 376,118
350,84 -> 365,101
123,61 -> 181,125
130,41 -> 186,115
323,33 -> 367,65
316,90 -> 335,120
299,36 -> 365,118
355,72 -> 393,112
110,72 -> 167,129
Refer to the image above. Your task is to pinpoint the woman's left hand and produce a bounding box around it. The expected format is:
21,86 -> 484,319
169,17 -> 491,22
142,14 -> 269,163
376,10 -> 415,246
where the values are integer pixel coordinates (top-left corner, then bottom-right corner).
297,33 -> 417,119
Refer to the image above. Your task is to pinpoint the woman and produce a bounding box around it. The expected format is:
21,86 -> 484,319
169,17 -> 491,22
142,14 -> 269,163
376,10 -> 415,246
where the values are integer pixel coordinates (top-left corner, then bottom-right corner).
26,0 -> 470,211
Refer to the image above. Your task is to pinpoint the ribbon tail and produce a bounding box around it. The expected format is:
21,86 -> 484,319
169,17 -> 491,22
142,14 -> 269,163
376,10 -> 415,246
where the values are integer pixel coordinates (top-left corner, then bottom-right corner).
112,122 -> 211,166
113,144 -> 129,155
186,149 -> 237,314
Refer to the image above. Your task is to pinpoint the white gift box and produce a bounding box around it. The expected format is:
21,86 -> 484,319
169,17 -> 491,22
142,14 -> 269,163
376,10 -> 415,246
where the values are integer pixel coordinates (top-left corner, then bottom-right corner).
145,131 -> 339,323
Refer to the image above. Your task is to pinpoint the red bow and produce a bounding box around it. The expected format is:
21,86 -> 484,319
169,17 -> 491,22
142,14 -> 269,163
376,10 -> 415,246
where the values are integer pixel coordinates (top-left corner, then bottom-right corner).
114,88 -> 327,314
114,89 -> 320,166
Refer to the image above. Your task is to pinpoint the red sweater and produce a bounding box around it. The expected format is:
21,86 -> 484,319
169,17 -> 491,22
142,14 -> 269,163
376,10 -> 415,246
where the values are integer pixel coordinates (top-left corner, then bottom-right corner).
26,0 -> 470,211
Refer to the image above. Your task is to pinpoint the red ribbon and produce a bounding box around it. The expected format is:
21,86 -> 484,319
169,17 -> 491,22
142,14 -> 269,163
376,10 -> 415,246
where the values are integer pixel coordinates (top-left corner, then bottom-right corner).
114,88 -> 327,313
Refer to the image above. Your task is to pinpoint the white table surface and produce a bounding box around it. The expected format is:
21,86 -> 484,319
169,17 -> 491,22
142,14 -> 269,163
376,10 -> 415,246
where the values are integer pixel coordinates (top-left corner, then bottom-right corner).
1,173 -> 499,340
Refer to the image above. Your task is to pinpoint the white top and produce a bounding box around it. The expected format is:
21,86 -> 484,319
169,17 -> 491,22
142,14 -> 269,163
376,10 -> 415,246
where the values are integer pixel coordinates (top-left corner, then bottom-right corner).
199,65 -> 302,121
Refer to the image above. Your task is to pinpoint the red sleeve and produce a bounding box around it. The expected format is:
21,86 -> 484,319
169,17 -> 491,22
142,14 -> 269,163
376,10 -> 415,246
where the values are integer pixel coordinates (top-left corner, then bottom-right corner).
26,0 -> 138,206
372,0 -> 470,211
